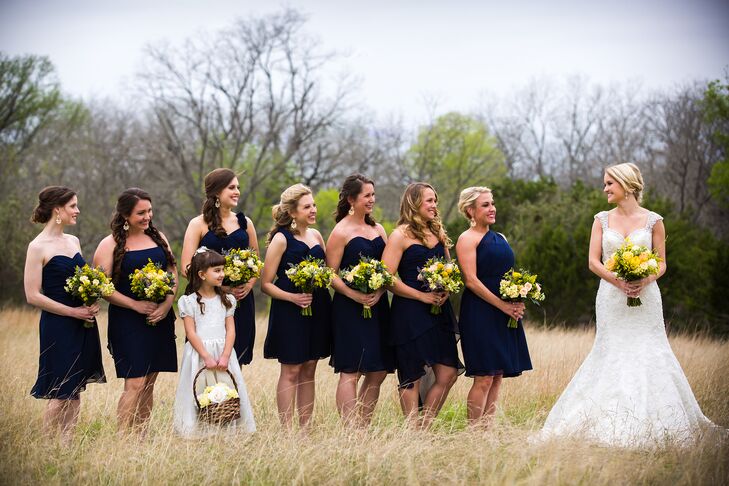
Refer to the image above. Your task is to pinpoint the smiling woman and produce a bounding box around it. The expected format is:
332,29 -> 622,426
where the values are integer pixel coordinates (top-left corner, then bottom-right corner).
92,188 -> 178,434
23,186 -> 106,444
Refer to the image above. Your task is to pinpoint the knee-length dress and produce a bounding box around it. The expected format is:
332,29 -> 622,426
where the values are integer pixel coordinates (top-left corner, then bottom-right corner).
173,293 -> 255,437
199,212 -> 256,365
31,252 -> 106,399
330,236 -> 395,374
390,242 -> 463,388
264,229 -> 332,364
107,246 -> 177,378
458,231 -> 532,377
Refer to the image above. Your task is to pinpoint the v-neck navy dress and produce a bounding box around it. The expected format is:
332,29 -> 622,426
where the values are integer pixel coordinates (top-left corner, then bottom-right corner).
263,228 -> 332,364
199,212 -> 257,365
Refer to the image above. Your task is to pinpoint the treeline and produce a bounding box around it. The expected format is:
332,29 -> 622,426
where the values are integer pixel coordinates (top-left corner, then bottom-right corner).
1,9 -> 727,334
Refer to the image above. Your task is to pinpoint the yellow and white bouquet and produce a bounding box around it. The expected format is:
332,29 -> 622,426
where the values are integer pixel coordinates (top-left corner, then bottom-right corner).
340,256 -> 395,318
129,259 -> 175,324
499,268 -> 545,328
196,382 -> 239,409
285,256 -> 334,316
417,256 -> 464,314
223,247 -> 263,287
64,264 -> 115,328
604,238 -> 661,307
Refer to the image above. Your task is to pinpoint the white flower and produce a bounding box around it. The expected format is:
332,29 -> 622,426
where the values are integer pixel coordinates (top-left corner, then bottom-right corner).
208,383 -> 230,404
647,259 -> 658,268
523,282 -> 532,292
519,286 -> 529,298
345,273 -> 355,283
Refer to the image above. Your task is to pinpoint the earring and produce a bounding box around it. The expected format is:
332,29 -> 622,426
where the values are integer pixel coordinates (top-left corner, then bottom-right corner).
55,213 -> 62,225
123,220 -> 130,231
290,220 -> 297,230
215,197 -> 221,208
348,206 -> 355,216
469,219 -> 476,228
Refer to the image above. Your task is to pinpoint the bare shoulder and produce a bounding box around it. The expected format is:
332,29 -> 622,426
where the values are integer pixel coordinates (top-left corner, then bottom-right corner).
311,228 -> 325,245
375,223 -> 388,239
245,216 -> 255,228
97,234 -> 116,250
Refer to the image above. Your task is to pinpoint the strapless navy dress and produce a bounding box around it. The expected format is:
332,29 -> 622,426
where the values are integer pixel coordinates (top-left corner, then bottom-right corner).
458,231 -> 532,377
264,228 -> 331,364
200,212 -> 256,365
330,236 -> 395,374
389,243 -> 463,388
31,252 -> 106,399
107,246 -> 177,378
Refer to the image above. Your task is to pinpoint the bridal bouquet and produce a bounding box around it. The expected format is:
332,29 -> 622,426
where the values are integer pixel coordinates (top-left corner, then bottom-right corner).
285,256 -> 334,316
604,238 -> 661,307
417,256 -> 464,314
197,382 -> 239,409
130,259 -> 175,324
223,247 -> 263,287
64,264 -> 115,328
499,268 -> 545,328
340,256 -> 395,318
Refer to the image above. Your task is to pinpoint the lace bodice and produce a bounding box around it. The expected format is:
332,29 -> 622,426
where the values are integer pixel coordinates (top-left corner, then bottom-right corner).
595,210 -> 663,262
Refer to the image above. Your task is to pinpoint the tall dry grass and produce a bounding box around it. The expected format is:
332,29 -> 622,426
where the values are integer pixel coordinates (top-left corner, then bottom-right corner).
0,307 -> 727,485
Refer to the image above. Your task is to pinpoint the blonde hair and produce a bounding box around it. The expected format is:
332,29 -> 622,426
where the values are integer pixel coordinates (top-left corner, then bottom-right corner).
267,183 -> 312,244
458,186 -> 492,221
605,163 -> 644,203
397,182 -> 452,248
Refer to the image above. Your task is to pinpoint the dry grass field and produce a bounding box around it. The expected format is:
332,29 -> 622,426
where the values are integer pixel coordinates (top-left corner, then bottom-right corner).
0,307 -> 727,485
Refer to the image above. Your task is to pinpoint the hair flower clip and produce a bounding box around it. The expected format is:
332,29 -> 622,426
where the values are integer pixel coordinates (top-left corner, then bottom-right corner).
195,246 -> 209,255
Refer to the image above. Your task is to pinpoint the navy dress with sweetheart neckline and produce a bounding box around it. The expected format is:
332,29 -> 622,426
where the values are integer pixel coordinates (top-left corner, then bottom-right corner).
330,235 -> 395,374
389,242 -> 463,387
199,212 -> 256,365
107,246 -> 177,378
31,252 -> 106,399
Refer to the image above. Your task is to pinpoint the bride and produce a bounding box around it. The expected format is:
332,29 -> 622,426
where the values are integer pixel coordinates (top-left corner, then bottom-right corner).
539,163 -> 714,447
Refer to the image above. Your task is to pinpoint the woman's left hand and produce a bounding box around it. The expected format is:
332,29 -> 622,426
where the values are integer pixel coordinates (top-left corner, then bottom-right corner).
147,300 -> 171,324
231,282 -> 253,301
627,277 -> 653,297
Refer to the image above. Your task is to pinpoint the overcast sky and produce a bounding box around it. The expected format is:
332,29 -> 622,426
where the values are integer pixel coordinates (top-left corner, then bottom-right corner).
1,0 -> 728,124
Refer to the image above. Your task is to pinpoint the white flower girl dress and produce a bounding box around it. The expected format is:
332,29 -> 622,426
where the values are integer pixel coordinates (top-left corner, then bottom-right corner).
173,293 -> 256,437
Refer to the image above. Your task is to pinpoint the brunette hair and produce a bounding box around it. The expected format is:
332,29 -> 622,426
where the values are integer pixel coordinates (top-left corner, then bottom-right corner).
110,188 -> 177,284
397,182 -> 452,248
31,186 -> 76,223
266,183 -> 313,244
335,174 -> 376,225
203,168 -> 238,238
184,248 -> 232,314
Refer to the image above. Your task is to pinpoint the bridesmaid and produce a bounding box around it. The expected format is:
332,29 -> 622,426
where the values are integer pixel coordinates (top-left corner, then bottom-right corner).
24,187 -> 105,442
93,188 -> 178,433
455,186 -> 532,427
326,174 -> 394,426
382,182 -> 462,428
261,183 -> 332,428
180,168 -> 259,365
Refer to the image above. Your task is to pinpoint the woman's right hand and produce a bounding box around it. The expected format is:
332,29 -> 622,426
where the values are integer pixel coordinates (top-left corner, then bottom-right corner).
289,292 -> 313,309
349,290 -> 374,306
419,291 -> 445,306
134,300 -> 158,316
613,279 -> 636,297
70,305 -> 96,321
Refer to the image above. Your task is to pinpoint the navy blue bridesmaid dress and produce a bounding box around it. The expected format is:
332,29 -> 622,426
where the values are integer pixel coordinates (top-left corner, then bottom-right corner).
389,242 -> 463,388
199,212 -> 256,365
330,236 -> 395,374
264,228 -> 331,364
107,246 -> 177,378
458,231 -> 532,377
31,252 -> 106,399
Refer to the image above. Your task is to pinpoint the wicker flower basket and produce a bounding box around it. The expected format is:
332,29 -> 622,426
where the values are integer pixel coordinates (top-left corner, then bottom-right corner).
193,367 -> 241,426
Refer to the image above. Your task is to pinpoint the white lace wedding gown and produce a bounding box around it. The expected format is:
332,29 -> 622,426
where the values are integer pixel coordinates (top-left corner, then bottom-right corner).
539,210 -> 713,447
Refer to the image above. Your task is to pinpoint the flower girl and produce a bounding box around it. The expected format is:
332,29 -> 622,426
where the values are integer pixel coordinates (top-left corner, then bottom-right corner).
173,248 -> 256,437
